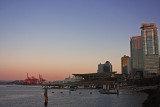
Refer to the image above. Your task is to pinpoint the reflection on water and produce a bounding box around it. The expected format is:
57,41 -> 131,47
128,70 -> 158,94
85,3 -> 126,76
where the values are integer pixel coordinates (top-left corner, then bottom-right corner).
0,85 -> 147,107
0,94 -> 34,100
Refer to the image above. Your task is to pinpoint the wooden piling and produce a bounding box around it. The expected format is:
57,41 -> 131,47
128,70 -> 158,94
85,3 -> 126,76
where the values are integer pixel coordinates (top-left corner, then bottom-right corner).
44,86 -> 48,106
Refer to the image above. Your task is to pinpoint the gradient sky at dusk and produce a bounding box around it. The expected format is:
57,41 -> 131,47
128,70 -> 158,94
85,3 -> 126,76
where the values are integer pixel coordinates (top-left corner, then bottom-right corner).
0,0 -> 160,81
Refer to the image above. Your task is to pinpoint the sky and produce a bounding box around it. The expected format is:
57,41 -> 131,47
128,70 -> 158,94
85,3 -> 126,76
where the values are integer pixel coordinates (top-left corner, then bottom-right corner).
0,0 -> 160,81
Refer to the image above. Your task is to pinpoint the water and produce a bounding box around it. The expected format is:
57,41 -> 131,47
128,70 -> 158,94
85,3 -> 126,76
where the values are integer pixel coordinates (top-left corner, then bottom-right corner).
0,85 -> 147,107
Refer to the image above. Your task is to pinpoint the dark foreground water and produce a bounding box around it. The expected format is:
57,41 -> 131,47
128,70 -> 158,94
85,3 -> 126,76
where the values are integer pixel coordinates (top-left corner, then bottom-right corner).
0,85 -> 147,107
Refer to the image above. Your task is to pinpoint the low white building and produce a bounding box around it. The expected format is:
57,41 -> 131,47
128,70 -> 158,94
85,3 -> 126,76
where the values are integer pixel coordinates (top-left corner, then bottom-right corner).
63,75 -> 75,83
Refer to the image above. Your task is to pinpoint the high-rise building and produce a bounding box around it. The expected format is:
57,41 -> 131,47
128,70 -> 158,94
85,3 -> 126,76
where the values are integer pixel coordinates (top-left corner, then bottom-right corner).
127,57 -> 131,77
141,23 -> 159,77
130,35 -> 143,78
97,61 -> 112,73
121,55 -> 130,75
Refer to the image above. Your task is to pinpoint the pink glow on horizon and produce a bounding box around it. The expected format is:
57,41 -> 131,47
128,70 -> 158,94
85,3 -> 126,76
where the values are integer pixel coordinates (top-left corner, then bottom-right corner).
0,50 -> 121,81
0,57 -> 121,81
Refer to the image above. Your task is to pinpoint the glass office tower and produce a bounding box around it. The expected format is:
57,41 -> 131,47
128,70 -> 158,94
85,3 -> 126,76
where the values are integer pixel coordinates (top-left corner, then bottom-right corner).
121,55 -> 130,75
130,36 -> 143,78
141,23 -> 159,77
97,61 -> 112,73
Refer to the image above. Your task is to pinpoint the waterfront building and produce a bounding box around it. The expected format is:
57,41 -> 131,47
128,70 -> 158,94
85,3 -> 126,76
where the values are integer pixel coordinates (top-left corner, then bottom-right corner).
63,75 -> 75,83
127,57 -> 132,78
97,61 -> 112,73
121,55 -> 130,75
72,72 -> 121,89
73,72 -> 116,81
130,35 -> 143,78
52,75 -> 75,84
141,23 -> 160,77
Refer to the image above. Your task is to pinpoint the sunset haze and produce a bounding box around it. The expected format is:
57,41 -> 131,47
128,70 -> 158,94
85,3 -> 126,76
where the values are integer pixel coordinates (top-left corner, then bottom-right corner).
0,0 -> 160,81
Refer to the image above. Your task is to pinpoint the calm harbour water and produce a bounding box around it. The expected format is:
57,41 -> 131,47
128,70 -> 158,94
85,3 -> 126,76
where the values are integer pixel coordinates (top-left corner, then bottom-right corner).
0,85 -> 147,107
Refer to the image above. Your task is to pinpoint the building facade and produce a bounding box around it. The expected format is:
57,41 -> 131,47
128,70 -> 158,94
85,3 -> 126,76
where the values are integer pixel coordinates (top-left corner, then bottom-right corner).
97,61 -> 112,73
141,23 -> 159,77
121,55 -> 130,75
127,57 -> 131,78
130,35 -> 143,78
